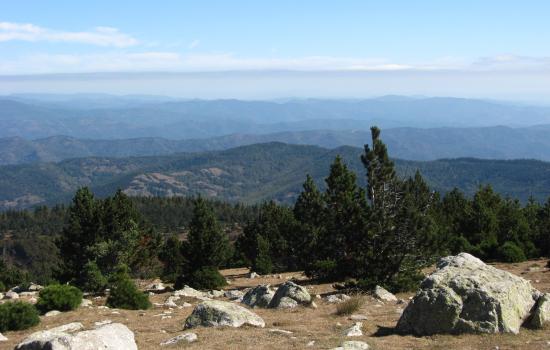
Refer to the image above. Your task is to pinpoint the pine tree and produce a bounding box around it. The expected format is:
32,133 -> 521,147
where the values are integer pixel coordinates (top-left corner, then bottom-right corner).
57,187 -> 100,282
185,197 -> 230,271
294,174 -> 325,270
310,156 -> 367,280
359,127 -> 437,291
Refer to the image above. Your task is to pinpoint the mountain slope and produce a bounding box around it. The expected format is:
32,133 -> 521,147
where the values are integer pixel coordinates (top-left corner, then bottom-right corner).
2,96 -> 550,140
4,125 -> 550,165
1,142 -> 550,210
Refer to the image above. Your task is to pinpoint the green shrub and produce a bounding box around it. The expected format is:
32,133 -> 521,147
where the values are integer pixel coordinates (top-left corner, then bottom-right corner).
36,285 -> 83,314
0,281 -> 5,292
106,266 -> 151,310
497,241 -> 527,263
78,261 -> 107,294
0,302 -> 40,332
335,295 -> 365,316
176,266 -> 227,290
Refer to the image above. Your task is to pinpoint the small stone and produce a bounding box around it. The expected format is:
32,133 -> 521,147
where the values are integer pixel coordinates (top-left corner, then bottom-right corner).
94,320 -> 112,327
160,333 -> 198,346
343,322 -> 363,337
0,332 -> 7,341
373,285 -> 397,302
80,299 -> 93,307
268,328 -> 293,335
45,310 -> 61,317
307,340 -> 315,347
349,314 -> 368,321
249,272 -> 260,279
341,340 -> 370,349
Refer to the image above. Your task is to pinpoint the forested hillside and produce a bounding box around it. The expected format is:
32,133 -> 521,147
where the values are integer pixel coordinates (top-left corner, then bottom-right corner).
1,142 -> 550,210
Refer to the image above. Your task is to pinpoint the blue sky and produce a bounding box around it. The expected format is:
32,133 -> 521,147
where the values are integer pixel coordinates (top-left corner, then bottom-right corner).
1,1 -> 550,100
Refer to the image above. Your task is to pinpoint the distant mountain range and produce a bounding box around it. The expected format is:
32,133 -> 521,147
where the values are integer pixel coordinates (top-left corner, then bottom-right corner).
2,95 -> 550,140
3,126 -> 550,165
1,142 -> 549,210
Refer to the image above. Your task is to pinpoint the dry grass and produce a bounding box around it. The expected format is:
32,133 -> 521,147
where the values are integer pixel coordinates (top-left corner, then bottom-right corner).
335,295 -> 365,316
1,259 -> 550,349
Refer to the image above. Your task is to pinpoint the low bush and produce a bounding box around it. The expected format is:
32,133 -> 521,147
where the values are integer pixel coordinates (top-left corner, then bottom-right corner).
497,241 -> 527,263
106,265 -> 151,310
36,284 -> 83,314
335,295 -> 365,316
0,301 -> 40,332
177,266 -> 227,290
78,261 -> 107,294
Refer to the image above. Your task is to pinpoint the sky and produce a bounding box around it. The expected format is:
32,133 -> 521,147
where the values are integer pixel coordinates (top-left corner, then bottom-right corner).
1,0 -> 550,101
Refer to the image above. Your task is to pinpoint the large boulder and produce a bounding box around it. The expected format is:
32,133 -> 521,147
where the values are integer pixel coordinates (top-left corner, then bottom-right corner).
268,281 -> 312,309
529,293 -> 550,329
396,253 -> 539,335
15,323 -> 137,350
242,285 -> 275,308
184,300 -> 265,328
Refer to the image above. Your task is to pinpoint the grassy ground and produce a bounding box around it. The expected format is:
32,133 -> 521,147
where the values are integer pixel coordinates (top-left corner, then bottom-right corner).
2,259 -> 550,349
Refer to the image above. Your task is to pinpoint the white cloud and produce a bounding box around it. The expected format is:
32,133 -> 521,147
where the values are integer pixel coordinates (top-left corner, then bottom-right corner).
0,22 -> 138,47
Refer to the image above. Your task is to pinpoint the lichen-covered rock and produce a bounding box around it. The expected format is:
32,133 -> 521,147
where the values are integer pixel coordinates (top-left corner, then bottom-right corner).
529,293 -> 550,329
15,323 -> 137,350
184,300 -> 265,328
268,281 -> 312,309
242,285 -> 274,308
173,285 -> 208,299
396,253 -> 538,335
373,286 -> 397,302
15,322 -> 84,349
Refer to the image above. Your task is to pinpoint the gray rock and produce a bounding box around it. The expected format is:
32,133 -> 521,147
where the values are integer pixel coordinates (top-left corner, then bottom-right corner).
173,285 -> 210,299
80,299 -> 93,308
224,290 -> 244,300
207,290 -> 224,298
145,281 -> 166,293
373,285 -> 397,302
268,281 -> 312,309
160,333 -> 198,346
184,300 -> 265,328
396,253 -> 538,335
325,293 -> 351,304
242,285 -> 275,308
529,293 -> 550,329
45,310 -> 61,317
15,322 -> 84,350
28,283 -> 44,292
343,322 -> 363,336
16,323 -> 137,350
5,291 -> 19,299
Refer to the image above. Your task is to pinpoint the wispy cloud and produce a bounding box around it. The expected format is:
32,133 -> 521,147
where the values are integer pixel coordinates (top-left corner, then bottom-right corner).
1,50 -> 550,75
188,39 -> 200,49
0,22 -> 138,47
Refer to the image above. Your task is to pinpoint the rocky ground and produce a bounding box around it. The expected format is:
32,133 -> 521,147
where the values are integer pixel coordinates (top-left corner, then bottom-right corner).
2,259 -> 550,350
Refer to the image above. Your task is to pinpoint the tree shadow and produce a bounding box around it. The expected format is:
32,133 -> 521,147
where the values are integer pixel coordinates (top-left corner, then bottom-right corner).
372,325 -> 398,337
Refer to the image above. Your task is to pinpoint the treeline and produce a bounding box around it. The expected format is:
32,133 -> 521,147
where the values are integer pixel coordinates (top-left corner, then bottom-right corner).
2,127 -> 550,294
